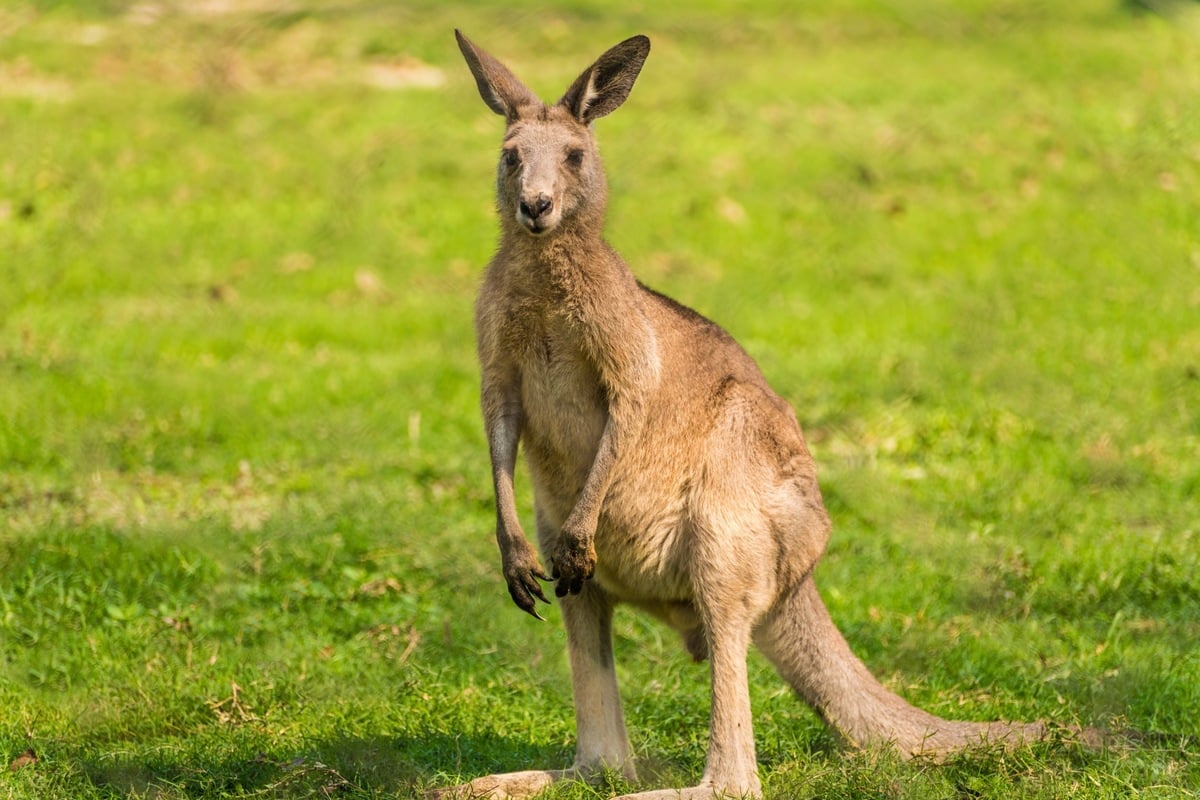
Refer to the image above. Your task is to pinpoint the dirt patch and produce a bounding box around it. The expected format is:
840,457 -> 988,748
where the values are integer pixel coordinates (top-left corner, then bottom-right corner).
0,57 -> 72,102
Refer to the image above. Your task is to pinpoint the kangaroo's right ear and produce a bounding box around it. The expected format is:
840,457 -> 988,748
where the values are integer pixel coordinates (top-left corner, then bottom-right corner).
456,30 -> 540,122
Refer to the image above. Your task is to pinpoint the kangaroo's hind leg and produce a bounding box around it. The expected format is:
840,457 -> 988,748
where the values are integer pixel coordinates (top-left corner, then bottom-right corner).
561,579 -> 637,780
430,557 -> 633,799
615,512 -> 772,800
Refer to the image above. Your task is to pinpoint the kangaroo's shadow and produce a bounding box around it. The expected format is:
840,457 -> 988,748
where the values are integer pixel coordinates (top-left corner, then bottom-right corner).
77,733 -> 568,798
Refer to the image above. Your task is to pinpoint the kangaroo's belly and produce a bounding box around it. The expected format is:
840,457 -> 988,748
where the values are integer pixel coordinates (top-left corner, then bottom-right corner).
592,446 -> 698,604
515,326 -> 729,607
522,371 -> 695,602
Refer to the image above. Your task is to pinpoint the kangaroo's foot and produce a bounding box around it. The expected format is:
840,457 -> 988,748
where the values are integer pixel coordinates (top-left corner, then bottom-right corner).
614,779 -> 762,800
428,768 -> 576,800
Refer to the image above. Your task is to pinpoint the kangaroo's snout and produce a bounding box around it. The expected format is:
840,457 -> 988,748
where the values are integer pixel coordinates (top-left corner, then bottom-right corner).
520,194 -> 553,220
516,191 -> 557,234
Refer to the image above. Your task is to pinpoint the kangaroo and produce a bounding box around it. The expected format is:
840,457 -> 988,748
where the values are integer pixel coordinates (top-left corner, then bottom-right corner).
442,30 -> 1068,800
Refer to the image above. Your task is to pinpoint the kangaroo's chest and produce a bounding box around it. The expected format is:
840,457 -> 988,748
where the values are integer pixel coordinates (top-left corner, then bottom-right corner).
516,314 -> 607,483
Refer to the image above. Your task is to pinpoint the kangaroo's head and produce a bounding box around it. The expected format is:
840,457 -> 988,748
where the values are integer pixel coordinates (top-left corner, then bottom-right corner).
456,30 -> 650,238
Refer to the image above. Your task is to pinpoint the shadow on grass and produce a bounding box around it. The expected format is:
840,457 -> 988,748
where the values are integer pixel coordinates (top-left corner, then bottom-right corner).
79,732 -> 568,798
64,717 -> 1200,799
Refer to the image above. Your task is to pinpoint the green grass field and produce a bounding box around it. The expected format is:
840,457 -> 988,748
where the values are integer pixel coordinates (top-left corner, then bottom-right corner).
2,1 -> 1198,797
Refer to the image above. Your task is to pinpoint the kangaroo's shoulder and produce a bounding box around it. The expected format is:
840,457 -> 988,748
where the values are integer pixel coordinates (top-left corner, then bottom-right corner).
636,281 -> 736,343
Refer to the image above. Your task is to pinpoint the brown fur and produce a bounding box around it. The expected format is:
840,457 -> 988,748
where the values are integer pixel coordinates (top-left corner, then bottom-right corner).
438,30 -> 1069,800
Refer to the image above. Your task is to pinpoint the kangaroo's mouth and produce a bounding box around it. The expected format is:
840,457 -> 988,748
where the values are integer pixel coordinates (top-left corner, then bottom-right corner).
517,211 -> 555,236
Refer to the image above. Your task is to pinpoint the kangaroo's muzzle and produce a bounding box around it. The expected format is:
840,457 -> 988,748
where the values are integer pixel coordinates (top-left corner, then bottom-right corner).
517,193 -> 555,234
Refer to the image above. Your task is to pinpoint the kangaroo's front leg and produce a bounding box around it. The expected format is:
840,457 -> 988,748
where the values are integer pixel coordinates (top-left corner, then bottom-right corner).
483,373 -> 551,619
550,410 -> 617,596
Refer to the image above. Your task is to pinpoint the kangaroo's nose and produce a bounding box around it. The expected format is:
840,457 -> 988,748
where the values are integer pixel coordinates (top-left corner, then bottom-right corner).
520,194 -> 553,220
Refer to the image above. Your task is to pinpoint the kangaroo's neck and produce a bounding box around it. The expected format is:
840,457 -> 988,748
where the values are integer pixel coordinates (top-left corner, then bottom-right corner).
500,218 -> 627,294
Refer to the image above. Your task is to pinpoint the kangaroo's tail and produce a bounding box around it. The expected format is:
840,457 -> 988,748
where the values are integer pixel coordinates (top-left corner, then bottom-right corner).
753,575 -> 1094,759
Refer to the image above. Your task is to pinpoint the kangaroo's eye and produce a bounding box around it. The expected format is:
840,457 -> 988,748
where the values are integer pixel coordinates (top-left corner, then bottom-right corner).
502,148 -> 521,170
565,148 -> 585,168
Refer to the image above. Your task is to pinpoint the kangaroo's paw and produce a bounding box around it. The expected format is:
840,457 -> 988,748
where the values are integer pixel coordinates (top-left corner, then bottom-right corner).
428,768 -> 576,800
550,531 -> 597,597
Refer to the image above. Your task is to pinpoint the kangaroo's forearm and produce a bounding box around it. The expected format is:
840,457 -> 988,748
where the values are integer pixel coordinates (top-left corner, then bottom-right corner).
562,412 -> 618,539
486,410 -> 525,545
564,308 -> 659,539
485,402 -> 551,616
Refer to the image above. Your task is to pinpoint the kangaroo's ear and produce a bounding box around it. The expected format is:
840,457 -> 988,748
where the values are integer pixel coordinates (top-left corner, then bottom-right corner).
456,29 -> 540,121
558,35 -> 650,124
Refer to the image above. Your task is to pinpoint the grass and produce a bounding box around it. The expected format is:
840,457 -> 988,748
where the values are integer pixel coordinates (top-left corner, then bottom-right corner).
1,0 -> 1198,797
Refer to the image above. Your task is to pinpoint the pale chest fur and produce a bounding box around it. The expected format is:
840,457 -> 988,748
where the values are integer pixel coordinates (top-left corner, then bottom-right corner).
478,252 -> 692,603
519,315 -> 608,497
481,279 -> 608,503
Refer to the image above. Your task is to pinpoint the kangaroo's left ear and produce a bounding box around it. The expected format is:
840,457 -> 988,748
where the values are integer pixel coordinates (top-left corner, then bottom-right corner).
558,35 -> 650,124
